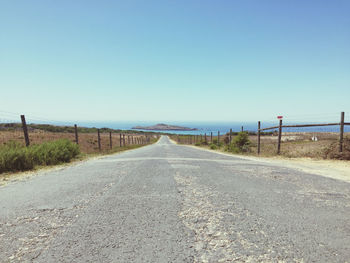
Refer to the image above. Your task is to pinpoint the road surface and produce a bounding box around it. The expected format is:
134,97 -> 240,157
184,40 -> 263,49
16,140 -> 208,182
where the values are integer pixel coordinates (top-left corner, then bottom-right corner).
1,136 -> 350,262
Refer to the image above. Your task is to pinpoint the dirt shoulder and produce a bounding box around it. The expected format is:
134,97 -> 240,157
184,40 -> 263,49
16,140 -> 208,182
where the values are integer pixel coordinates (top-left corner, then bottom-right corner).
185,145 -> 350,184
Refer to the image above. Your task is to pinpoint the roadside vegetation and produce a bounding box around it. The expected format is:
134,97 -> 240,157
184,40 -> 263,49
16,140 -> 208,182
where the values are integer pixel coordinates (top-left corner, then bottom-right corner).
174,132 -> 350,160
0,134 -> 159,174
183,132 -> 252,153
0,139 -> 80,173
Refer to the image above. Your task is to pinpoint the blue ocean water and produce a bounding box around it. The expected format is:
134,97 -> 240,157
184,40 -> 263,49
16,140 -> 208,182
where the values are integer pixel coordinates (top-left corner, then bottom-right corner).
74,121 -> 350,135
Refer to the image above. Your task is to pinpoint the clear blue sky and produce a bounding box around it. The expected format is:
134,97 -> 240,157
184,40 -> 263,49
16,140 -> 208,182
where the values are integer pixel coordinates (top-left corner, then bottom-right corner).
1,0 -> 349,123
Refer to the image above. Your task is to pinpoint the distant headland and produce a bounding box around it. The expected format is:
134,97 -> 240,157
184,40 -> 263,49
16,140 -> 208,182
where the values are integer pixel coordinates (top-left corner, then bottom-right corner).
132,123 -> 197,131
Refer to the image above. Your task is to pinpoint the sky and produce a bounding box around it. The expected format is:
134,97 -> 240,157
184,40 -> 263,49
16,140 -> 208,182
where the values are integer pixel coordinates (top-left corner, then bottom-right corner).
1,0 -> 349,123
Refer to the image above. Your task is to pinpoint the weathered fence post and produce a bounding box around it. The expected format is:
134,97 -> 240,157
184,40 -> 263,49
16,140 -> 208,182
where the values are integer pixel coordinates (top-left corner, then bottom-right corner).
20,115 -> 30,146
205,133 -> 207,143
241,126 -> 244,132
109,132 -> 112,149
123,134 -> 126,146
74,124 -> 79,144
119,133 -> 122,147
277,120 -> 282,154
229,128 -> 232,144
97,129 -> 101,151
340,112 -> 345,152
218,131 -> 220,145
132,136 -> 134,145
210,132 -> 213,143
257,121 -> 261,155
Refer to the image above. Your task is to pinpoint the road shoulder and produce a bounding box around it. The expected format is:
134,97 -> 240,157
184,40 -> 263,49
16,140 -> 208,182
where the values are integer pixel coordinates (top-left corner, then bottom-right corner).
182,144 -> 350,183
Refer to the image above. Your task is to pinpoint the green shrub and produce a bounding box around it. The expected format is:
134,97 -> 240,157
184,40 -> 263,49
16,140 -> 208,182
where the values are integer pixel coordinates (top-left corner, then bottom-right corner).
0,141 -> 34,173
0,139 -> 80,174
226,132 -> 251,153
210,144 -> 218,150
195,142 -> 201,146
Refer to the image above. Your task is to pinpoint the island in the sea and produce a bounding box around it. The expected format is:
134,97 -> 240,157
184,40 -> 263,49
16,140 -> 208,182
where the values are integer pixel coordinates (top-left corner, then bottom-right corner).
132,123 -> 197,131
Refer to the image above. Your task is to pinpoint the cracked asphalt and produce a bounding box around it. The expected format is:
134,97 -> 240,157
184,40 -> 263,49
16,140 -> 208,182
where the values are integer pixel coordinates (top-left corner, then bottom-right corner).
1,136 -> 350,262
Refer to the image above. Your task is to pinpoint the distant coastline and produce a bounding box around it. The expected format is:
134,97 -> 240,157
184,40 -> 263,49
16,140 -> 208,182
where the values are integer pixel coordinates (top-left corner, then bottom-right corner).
132,123 -> 197,131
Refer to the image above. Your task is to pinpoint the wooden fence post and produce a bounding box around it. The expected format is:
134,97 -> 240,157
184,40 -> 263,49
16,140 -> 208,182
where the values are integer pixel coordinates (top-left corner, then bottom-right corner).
229,129 -> 232,144
119,133 -> 122,147
218,131 -> 220,145
205,133 -> 207,143
340,112 -> 345,152
20,115 -> 30,147
258,121 -> 261,155
123,134 -> 126,146
277,120 -> 282,154
74,124 -> 79,144
211,132 -> 213,143
132,136 -> 134,145
241,126 -> 244,132
109,132 -> 112,149
97,129 -> 101,151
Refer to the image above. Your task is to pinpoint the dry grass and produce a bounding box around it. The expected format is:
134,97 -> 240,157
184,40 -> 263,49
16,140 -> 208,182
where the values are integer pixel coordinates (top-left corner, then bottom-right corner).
249,132 -> 349,158
0,130 -> 152,154
173,132 -> 350,160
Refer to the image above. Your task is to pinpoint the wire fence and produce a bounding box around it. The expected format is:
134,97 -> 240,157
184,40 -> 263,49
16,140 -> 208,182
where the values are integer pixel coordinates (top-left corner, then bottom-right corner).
0,112 -> 157,153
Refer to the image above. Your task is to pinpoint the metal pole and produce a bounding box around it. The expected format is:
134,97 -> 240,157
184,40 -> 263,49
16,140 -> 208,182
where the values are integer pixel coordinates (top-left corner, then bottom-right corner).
258,121 -> 261,154
277,120 -> 282,154
340,112 -> 345,152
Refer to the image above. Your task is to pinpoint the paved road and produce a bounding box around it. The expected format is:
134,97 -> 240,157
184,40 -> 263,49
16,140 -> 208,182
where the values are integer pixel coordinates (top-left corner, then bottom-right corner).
1,136 -> 350,262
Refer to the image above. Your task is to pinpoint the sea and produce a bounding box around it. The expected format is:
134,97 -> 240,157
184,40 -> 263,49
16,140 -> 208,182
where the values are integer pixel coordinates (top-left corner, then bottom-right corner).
70,121 -> 350,135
